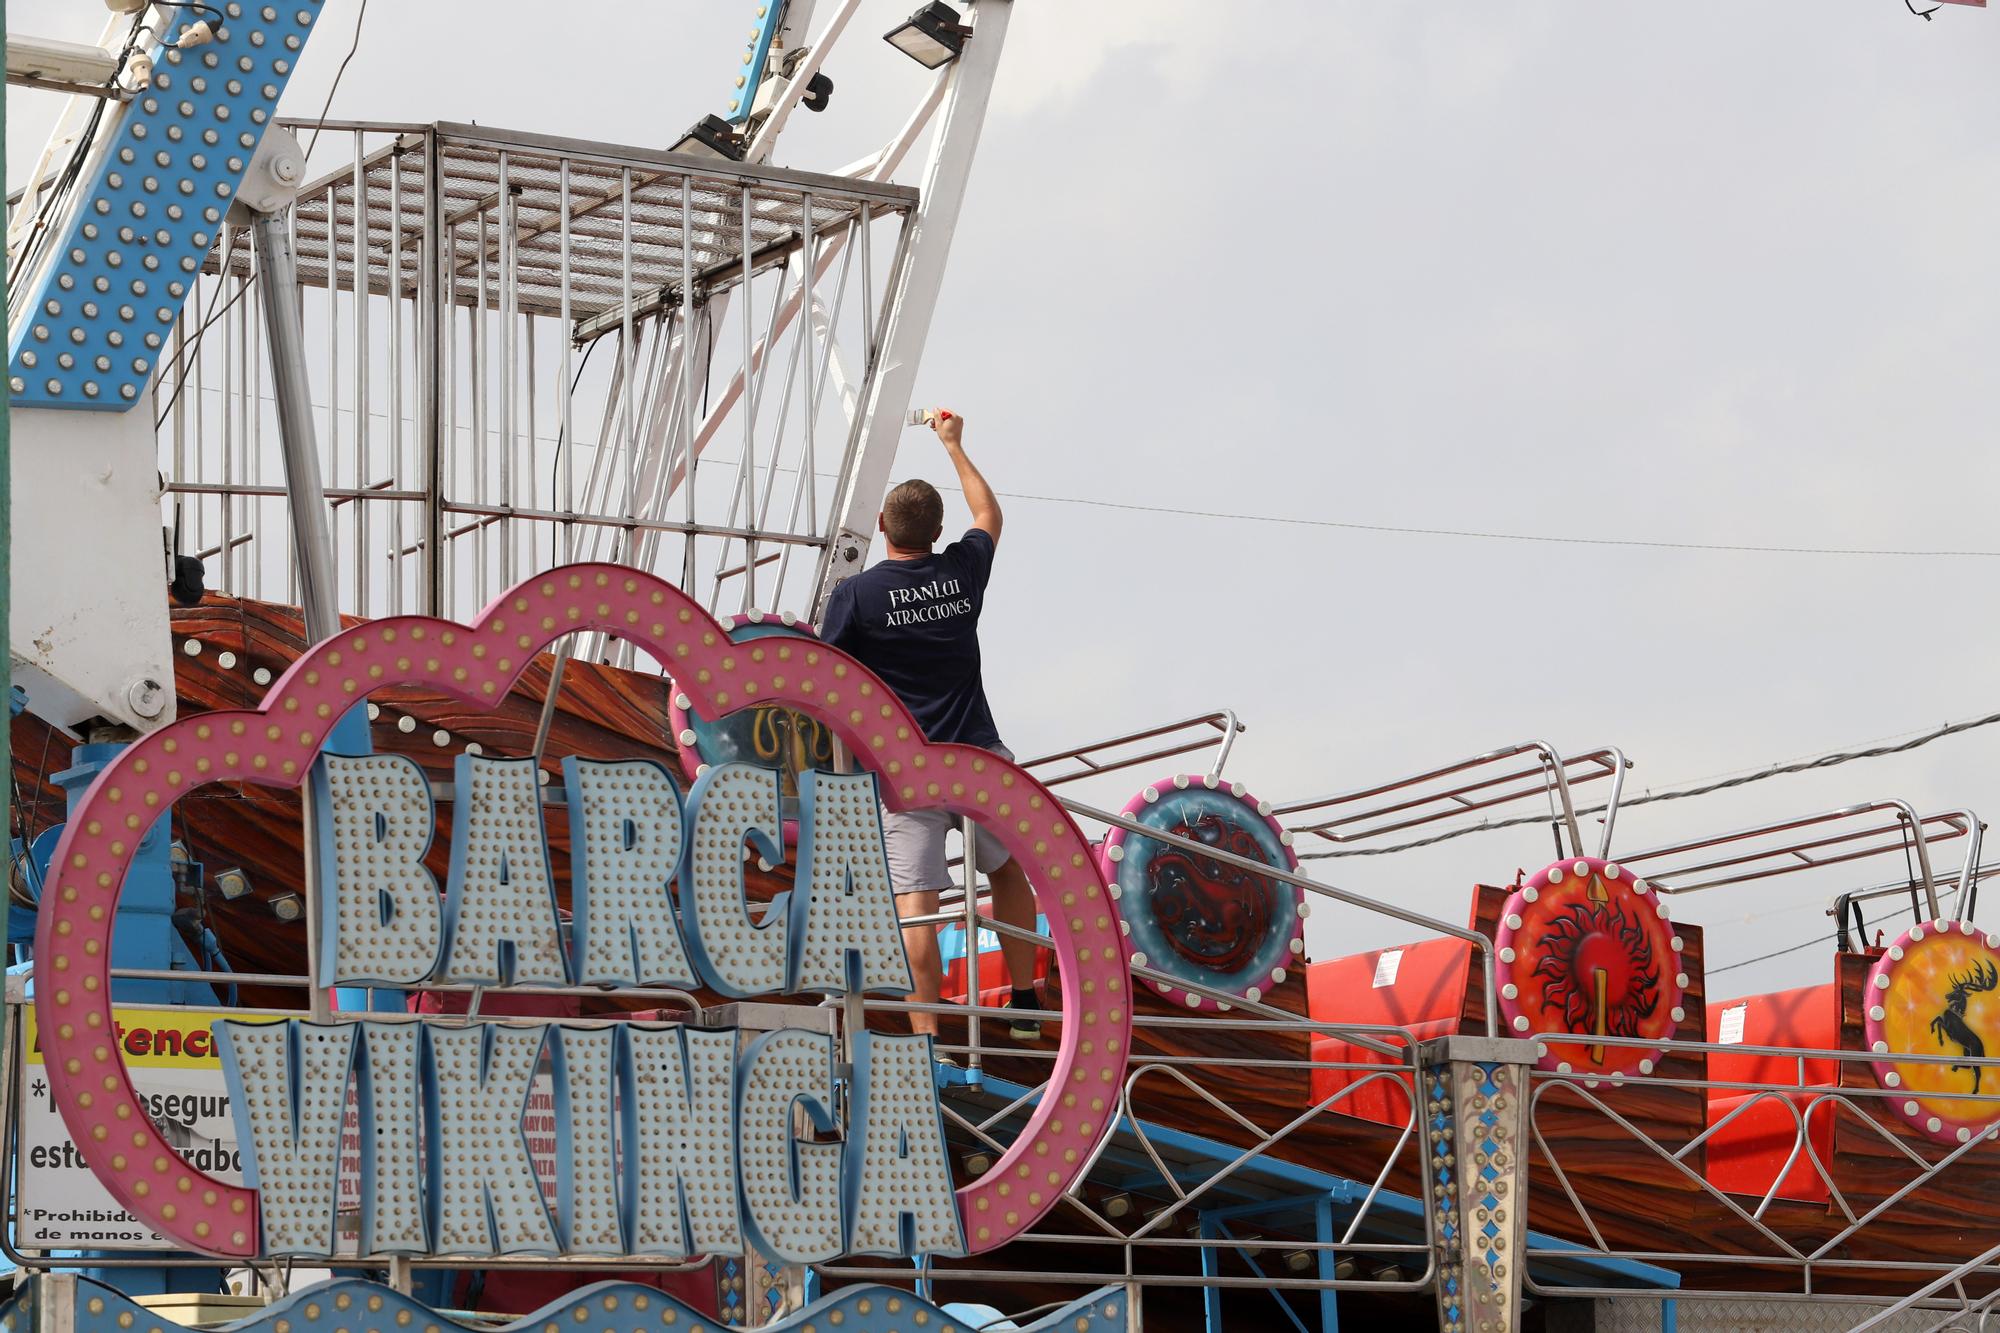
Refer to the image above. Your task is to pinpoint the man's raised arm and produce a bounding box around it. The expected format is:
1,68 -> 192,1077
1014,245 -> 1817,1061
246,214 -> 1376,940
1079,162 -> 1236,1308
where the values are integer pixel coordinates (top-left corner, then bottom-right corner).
933,410 -> 1002,543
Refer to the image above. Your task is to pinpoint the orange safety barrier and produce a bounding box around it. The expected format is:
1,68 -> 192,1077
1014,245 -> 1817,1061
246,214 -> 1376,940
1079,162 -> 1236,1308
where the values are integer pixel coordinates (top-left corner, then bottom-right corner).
1703,983 -> 1840,1204
1306,937 -> 1473,1128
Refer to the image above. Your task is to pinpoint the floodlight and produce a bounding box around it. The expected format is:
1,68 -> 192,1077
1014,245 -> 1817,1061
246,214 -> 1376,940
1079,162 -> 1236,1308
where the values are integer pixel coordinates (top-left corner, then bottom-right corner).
270,892 -> 303,922
215,867 -> 253,901
884,3 -> 968,69
671,114 -> 746,162
5,34 -> 122,88
1102,1193 -> 1133,1219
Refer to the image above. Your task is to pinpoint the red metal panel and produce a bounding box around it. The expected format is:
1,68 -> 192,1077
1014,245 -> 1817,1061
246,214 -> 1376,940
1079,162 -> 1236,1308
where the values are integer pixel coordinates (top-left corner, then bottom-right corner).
1705,1091 -> 1836,1204
1703,983 -> 1841,1204
1305,937 -> 1473,1030
1705,984 -> 1839,1088
1305,938 -> 1473,1126
1310,1019 -> 1457,1126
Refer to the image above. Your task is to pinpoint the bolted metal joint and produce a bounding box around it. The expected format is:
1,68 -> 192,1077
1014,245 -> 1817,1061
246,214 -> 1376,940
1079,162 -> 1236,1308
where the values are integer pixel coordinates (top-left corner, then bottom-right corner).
124,676 -> 168,720
230,126 -> 306,217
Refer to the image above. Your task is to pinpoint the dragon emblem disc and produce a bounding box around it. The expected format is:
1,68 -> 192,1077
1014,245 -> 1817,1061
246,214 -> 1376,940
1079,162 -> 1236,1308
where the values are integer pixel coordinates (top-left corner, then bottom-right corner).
1495,857 -> 1685,1078
1864,919 -> 2000,1145
669,614 -> 835,833
1098,775 -> 1303,1011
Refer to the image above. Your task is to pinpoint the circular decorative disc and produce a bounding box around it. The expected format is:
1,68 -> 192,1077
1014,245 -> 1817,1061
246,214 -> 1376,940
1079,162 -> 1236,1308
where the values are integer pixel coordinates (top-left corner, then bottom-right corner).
1097,775 -> 1302,1011
1864,919 -> 2000,1146
1495,857 -> 1684,1078
668,614 -> 833,830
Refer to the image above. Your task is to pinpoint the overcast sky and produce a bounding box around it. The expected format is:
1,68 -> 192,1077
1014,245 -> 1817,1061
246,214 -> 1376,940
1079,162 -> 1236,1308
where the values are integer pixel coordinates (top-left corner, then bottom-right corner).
12,1 -> 2000,999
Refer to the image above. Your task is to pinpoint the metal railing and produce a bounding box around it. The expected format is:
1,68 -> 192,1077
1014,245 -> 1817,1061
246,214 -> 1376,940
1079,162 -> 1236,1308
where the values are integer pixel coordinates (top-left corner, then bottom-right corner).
1276,742 -> 1630,861
1519,1031 -> 2000,1318
1618,803 -> 1981,913
1017,711 -> 1245,790
1616,804 -> 1987,967
161,120 -> 920,638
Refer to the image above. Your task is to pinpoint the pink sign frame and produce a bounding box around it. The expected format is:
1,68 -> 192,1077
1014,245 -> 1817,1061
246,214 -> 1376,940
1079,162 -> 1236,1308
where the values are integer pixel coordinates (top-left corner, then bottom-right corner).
32,564 -> 1131,1257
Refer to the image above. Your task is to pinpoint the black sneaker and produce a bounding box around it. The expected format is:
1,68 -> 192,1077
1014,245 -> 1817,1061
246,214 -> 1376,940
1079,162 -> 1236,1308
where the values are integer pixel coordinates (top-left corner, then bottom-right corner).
1007,988 -> 1043,1041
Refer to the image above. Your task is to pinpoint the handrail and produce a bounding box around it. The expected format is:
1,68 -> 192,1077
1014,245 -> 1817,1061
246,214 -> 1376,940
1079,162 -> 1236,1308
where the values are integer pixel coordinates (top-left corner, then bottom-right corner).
1618,801 -> 1971,919
1274,741 -> 1629,859
1016,709 -> 1244,788
1830,815 -> 1990,946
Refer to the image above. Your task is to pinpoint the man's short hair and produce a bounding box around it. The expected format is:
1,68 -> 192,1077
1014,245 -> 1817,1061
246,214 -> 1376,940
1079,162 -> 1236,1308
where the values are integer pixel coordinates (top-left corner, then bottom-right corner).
882,479 -> 944,549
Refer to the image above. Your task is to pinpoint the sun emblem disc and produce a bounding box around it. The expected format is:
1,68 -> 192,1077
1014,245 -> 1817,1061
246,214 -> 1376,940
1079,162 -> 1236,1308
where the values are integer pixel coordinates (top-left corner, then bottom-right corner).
1495,857 -> 1684,1078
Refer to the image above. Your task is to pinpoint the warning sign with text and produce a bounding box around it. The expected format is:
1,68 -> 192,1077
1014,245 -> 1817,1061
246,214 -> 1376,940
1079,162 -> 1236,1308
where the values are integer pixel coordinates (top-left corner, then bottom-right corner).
17,1005 -> 242,1250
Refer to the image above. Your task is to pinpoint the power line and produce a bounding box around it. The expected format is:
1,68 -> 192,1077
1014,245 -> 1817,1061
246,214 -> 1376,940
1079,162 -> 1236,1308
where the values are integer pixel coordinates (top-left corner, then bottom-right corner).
1647,721 -> 1948,791
1299,708 -> 2000,860
1708,930 -> 1841,977
302,0 -> 369,160
984,487 -> 2000,560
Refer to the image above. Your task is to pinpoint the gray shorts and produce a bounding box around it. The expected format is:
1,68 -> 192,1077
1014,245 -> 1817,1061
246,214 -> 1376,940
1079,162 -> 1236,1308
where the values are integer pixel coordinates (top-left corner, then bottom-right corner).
883,744 -> 1014,896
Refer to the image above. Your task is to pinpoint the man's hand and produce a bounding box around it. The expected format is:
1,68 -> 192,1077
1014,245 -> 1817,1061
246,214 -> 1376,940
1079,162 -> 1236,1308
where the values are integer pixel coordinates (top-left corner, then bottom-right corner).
930,408 -> 965,451
929,408 -> 1001,542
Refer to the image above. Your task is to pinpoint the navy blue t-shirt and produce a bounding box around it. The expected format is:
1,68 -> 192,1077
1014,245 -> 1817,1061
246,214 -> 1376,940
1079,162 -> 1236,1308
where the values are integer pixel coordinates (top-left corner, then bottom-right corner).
820,528 -> 1003,749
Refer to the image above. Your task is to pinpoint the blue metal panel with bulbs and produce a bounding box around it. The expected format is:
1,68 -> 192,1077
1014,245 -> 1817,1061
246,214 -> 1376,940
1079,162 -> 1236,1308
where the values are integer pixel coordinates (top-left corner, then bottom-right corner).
5,1275 -> 1136,1333
6,1 -> 325,412
726,0 -> 788,122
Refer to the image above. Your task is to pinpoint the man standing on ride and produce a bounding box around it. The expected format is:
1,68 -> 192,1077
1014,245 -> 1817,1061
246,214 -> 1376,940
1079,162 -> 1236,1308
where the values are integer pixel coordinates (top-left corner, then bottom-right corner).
819,409 -> 1044,1043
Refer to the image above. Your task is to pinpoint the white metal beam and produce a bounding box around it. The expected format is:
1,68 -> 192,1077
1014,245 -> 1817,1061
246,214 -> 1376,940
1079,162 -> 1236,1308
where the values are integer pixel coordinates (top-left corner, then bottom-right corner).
10,404 -> 177,735
811,0 -> 1011,616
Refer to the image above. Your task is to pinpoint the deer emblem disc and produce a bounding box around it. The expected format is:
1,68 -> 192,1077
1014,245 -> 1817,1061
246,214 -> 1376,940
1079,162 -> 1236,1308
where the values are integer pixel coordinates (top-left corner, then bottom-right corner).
1865,919 -> 2000,1145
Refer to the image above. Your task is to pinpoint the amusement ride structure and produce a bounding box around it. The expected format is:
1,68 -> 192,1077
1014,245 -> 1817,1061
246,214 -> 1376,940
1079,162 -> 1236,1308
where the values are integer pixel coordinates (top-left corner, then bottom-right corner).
4,4 -> 2000,1332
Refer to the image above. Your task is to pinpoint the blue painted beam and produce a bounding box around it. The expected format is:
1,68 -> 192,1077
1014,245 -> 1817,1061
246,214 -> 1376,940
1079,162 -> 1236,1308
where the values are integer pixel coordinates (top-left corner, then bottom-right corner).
4,1274 -> 1135,1333
725,0 -> 788,123
9,2 -> 326,410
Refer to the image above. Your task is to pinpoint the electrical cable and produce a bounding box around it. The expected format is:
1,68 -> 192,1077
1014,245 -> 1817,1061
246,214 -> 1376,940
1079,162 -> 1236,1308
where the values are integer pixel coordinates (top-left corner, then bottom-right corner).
984,487 -> 2000,561
1708,930 -> 1842,977
9,13 -> 149,317
7,726 -> 60,911
153,279 -> 254,424
301,0 -> 369,160
199,928 -> 239,1008
19,725 -> 58,867
546,337 -> 604,567
1298,707 -> 2000,860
